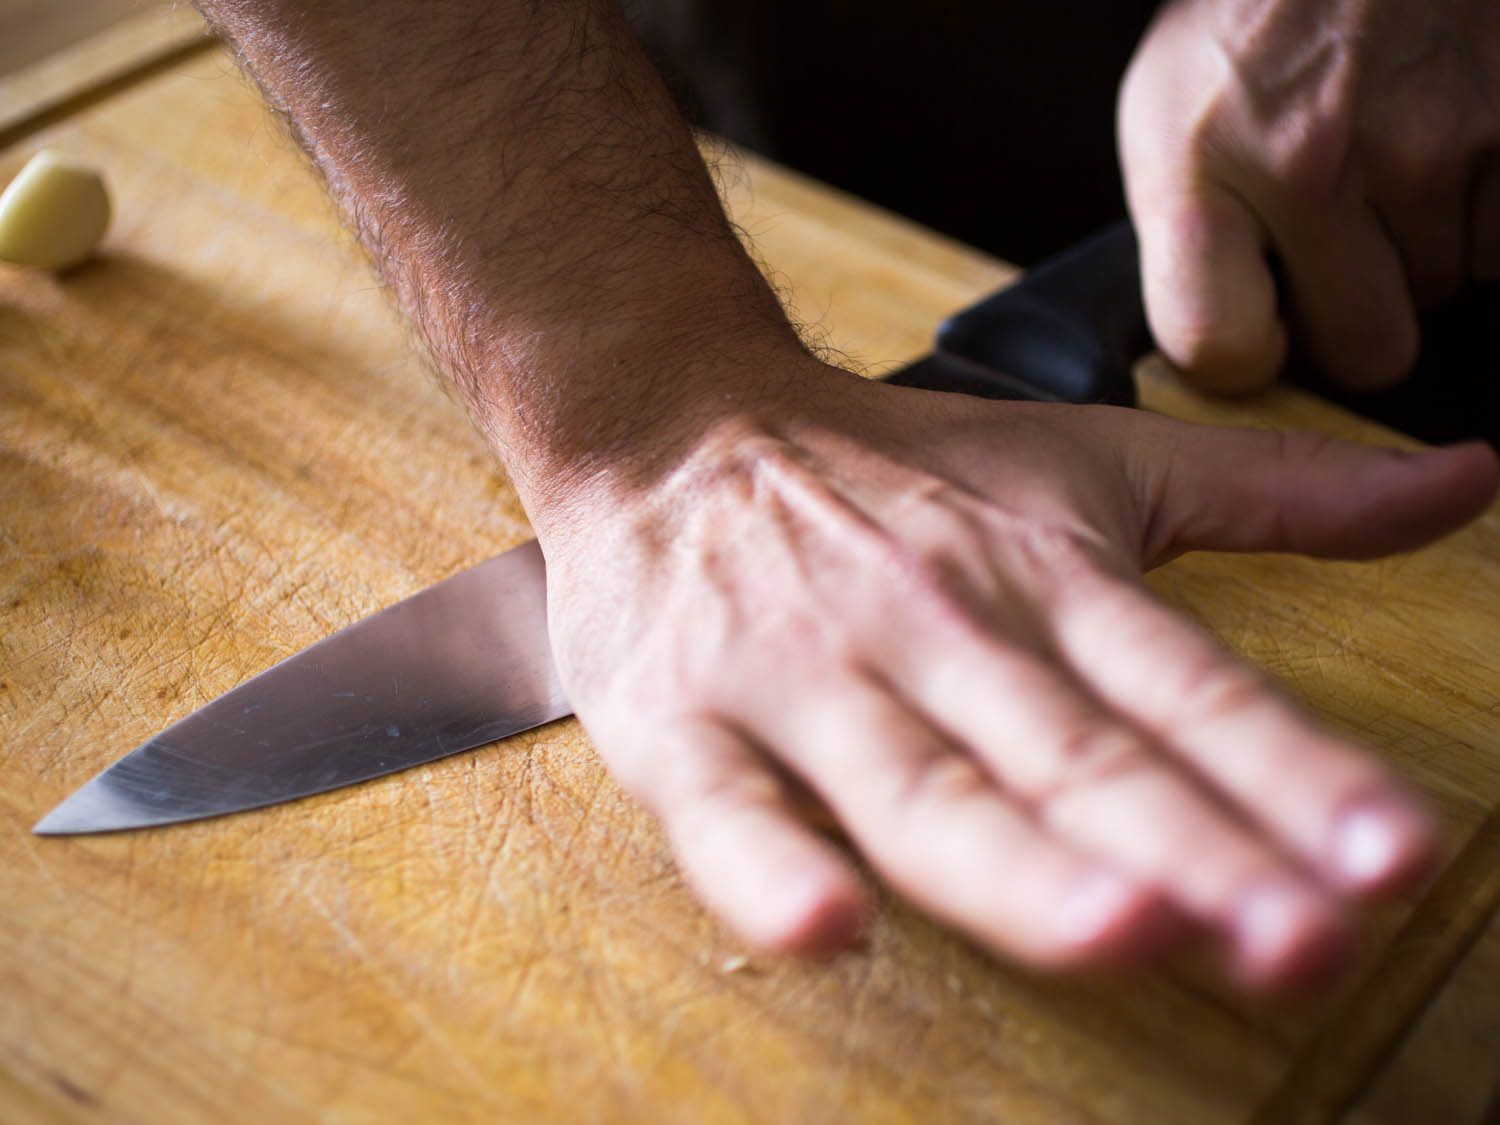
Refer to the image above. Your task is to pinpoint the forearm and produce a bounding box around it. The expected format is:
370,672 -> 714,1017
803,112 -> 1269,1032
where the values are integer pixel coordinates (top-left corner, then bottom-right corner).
195,0 -> 803,507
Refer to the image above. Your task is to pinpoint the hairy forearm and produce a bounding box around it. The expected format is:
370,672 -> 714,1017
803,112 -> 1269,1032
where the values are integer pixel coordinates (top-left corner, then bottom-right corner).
195,0 -> 802,506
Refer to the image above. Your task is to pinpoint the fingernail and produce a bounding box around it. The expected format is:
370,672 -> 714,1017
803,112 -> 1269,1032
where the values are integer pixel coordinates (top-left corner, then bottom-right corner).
1237,884 -> 1307,965
1058,870 -> 1139,946
1335,807 -> 1402,884
1234,882 -> 1333,989
1330,796 -> 1430,892
1235,883 -> 1348,993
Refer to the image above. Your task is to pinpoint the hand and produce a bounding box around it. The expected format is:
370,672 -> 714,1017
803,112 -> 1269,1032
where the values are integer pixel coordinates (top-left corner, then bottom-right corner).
1119,0 -> 1500,392
531,360 -> 1498,992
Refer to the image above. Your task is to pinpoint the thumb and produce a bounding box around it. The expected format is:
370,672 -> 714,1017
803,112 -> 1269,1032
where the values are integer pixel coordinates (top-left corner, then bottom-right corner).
1134,182 -> 1287,394
1133,419 -> 1499,564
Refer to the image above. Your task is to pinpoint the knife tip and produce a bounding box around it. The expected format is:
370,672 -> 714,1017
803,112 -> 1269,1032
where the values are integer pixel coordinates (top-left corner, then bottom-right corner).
33,800 -> 97,835
32,775 -> 151,835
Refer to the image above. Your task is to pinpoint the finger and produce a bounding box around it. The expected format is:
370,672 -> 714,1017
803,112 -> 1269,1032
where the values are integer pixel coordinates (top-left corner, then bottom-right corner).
1469,153 -> 1500,280
618,717 -> 870,954
1365,121 -> 1470,306
881,633 -> 1348,991
1264,201 -> 1419,389
751,672 -> 1167,970
1126,415 -> 1500,564
1378,187 -> 1469,308
1047,568 -> 1441,901
1134,182 -> 1288,393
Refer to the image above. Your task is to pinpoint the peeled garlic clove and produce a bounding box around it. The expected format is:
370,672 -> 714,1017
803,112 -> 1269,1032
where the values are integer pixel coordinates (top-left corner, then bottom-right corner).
0,150 -> 111,271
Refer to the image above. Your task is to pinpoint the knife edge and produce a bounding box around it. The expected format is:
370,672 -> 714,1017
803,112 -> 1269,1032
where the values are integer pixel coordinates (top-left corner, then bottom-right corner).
34,539 -> 566,835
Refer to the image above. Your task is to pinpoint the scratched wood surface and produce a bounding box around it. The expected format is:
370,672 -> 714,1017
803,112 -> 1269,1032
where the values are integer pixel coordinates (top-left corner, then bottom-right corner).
2,46 -> 1500,1125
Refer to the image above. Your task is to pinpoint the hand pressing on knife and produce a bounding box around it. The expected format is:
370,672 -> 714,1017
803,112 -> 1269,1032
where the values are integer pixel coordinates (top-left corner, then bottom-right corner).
198,0 -> 1500,992
1120,0 -> 1500,392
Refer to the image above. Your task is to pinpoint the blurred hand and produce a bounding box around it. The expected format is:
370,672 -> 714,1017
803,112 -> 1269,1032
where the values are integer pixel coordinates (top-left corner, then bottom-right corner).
1119,0 -> 1500,392
533,361 -> 1498,992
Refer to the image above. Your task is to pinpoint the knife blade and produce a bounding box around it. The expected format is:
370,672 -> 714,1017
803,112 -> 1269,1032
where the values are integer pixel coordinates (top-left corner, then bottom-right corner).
36,223 -> 1148,835
35,540 -> 563,833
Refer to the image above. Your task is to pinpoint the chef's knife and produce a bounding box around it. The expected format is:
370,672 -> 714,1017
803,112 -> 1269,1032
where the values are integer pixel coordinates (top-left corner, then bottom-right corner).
35,223 -> 1151,835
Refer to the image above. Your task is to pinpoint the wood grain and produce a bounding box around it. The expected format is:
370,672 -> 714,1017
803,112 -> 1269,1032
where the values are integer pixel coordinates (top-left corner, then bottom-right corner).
2,47 -> 1499,1125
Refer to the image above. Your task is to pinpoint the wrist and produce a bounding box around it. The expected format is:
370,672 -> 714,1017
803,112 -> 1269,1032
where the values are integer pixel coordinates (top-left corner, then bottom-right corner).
472,271 -> 825,522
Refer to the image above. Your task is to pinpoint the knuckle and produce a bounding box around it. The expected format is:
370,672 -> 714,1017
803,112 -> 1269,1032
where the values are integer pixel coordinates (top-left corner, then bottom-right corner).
1177,660 -> 1269,725
1271,427 -> 1338,478
1262,115 -> 1351,203
679,759 -> 782,816
1054,725 -> 1151,775
884,544 -> 988,637
1039,727 -> 1156,804
1165,317 -> 1273,388
887,752 -> 993,816
1155,303 -> 1279,390
1275,428 -> 1333,463
613,721 -> 745,810
664,765 -> 786,848
879,493 -> 1115,635
1367,104 -> 1467,197
1006,523 -> 1110,590
1138,202 -> 1283,389
893,522 -> 1111,640
757,610 -> 849,666
1386,135 -> 1452,196
593,723 -> 669,805
1266,423 -> 1338,477
1246,430 -> 1323,551
890,547 -> 957,602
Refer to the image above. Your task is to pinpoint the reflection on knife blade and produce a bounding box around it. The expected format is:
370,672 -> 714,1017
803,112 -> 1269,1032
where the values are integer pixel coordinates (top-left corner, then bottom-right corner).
35,539 -> 565,834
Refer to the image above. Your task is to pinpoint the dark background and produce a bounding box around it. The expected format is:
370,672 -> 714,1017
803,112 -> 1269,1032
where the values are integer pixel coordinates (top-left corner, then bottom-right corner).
627,0 -> 1161,266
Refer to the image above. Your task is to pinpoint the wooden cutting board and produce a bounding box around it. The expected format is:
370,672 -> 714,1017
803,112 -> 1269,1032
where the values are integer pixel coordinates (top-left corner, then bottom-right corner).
3,33 -> 1500,1125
